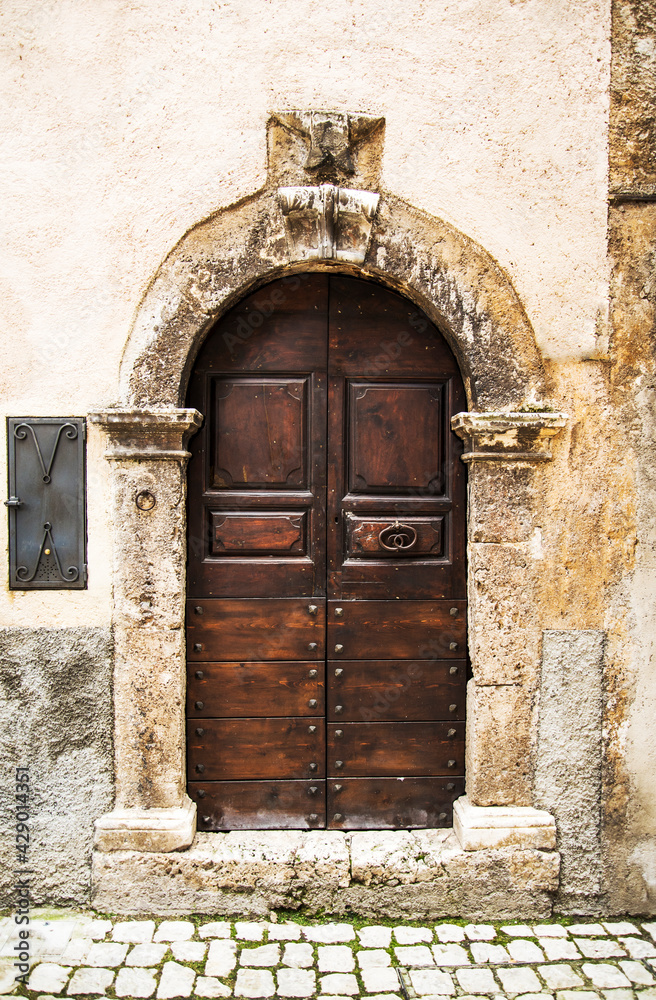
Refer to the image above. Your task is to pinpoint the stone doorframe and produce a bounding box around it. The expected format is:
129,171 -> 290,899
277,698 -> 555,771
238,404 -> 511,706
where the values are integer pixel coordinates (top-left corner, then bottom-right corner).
90,112 -> 566,853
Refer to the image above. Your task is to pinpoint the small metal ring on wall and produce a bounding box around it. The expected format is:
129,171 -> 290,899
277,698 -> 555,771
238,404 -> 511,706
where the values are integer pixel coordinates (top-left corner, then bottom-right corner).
135,489 -> 156,511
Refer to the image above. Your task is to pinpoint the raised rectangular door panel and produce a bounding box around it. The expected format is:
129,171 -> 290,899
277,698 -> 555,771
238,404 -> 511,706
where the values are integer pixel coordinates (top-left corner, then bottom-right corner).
327,600 -> 466,660
213,378 -> 309,490
327,722 -> 465,777
348,382 -> 443,495
188,718 -> 325,781
186,369 -> 326,599
187,661 -> 324,718
190,780 -> 326,831
327,659 -> 466,722
210,512 -> 307,556
327,776 -> 465,830
346,515 -> 444,559
326,382 -> 465,598
187,599 -> 326,661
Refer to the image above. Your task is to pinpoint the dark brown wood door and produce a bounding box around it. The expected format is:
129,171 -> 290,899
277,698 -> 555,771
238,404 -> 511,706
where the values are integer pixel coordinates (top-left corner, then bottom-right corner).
186,274 -> 466,831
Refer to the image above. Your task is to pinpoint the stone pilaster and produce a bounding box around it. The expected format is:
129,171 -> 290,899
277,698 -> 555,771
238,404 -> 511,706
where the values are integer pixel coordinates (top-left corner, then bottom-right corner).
89,409 -> 202,852
452,412 -> 566,845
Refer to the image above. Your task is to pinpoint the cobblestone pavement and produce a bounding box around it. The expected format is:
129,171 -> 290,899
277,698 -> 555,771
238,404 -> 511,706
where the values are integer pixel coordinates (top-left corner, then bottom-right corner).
1,912 -> 655,1000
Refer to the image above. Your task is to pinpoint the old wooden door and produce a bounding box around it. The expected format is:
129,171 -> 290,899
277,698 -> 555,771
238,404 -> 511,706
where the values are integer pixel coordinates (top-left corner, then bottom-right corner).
186,274 -> 467,831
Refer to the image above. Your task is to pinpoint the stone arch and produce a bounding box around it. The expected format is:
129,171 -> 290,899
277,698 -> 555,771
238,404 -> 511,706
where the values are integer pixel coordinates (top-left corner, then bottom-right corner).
119,187 -> 546,412
91,177 -> 564,864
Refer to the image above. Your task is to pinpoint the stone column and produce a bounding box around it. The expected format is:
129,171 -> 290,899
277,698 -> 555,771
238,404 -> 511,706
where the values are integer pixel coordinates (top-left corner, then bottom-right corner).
450,412 -> 566,850
89,409 -> 202,852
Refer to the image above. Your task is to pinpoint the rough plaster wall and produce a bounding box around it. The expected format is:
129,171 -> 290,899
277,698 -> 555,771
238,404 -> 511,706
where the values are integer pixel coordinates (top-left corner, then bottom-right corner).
604,0 -> 656,914
0,628 -> 113,907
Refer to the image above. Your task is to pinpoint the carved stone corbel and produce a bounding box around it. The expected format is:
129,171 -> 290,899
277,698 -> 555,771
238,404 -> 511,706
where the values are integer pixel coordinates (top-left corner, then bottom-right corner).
272,110 -> 384,176
278,184 -> 380,263
451,412 -> 567,463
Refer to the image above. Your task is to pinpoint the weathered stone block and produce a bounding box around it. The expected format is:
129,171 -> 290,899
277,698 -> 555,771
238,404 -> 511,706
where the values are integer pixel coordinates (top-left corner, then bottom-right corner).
465,682 -> 533,807
467,463 -> 536,544
94,800 -> 196,853
468,542 -> 540,685
91,828 -> 560,920
453,796 -> 556,851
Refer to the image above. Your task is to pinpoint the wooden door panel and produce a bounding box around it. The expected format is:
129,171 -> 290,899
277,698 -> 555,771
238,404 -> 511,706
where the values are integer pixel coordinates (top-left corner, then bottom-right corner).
346,515 -> 444,559
190,780 -> 326,831
187,599 -> 326,661
327,777 -> 465,829
187,275 -> 328,601
187,367 -> 326,599
187,661 -> 324,718
186,274 -> 468,830
189,718 -> 325,780
327,722 -> 464,777
328,600 -> 466,659
210,512 -> 307,555
328,275 -> 462,378
213,378 -> 308,490
327,276 -> 467,602
327,660 -> 466,722
336,556 -> 462,601
192,274 -> 330,374
348,382 -> 443,494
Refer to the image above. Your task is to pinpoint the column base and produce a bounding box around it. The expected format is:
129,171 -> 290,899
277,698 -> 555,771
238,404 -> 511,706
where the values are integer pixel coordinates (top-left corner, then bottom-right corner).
94,796 -> 196,853
454,795 -> 556,851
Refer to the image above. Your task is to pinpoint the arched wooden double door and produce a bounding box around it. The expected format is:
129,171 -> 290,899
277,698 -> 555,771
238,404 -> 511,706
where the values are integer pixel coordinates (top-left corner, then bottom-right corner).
186,274 -> 467,831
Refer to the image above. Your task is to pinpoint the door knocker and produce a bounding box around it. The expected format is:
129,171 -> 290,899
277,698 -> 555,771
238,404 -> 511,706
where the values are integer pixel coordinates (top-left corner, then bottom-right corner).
378,521 -> 418,554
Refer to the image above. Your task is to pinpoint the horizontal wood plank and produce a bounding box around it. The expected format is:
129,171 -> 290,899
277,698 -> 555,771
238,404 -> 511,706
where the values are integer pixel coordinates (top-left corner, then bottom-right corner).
327,660 -> 465,721
190,780 -> 326,831
327,776 -> 465,829
188,717 -> 325,780
187,598 -> 326,660
327,600 -> 466,658
187,661 -> 324,718
327,721 -> 464,777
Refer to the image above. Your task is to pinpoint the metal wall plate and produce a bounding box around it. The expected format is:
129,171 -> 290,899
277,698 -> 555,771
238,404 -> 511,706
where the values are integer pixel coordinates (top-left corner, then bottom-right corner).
6,418 -> 87,589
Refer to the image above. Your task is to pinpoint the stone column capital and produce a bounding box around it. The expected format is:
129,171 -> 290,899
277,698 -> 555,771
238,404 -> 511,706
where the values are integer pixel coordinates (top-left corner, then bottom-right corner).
451,411 -> 567,463
89,408 -> 203,461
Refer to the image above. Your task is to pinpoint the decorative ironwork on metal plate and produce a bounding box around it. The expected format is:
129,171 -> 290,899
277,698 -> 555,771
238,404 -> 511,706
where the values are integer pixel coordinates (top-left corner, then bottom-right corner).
6,417 -> 87,589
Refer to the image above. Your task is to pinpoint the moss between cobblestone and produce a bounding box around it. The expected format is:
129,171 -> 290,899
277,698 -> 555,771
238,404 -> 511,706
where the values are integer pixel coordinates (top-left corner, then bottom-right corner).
5,912 -> 656,1000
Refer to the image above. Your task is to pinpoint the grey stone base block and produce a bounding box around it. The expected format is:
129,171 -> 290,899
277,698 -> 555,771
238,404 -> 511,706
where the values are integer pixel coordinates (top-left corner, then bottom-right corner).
92,829 -> 560,920
0,626 -> 114,907
94,797 -> 197,852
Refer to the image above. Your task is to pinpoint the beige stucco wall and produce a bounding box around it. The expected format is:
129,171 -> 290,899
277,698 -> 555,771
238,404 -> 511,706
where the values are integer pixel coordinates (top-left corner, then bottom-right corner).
0,0 -> 611,627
